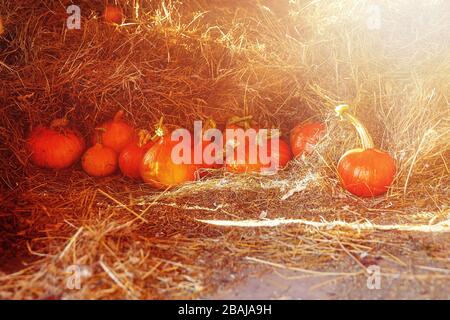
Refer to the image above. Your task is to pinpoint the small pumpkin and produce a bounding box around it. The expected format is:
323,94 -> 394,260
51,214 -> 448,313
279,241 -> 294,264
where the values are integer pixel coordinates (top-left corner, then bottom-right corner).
335,104 -> 396,197
290,122 -> 325,158
27,118 -> 85,169
225,121 -> 292,173
140,119 -> 197,188
82,143 -> 118,177
224,115 -> 260,148
260,137 -> 292,172
94,110 -> 135,153
225,136 -> 261,173
195,118 -> 223,175
118,129 -> 153,179
224,116 -> 262,173
104,5 -> 124,24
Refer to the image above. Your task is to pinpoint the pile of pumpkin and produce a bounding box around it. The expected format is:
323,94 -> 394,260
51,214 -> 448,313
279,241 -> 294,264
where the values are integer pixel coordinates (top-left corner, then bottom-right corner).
26,105 -> 396,197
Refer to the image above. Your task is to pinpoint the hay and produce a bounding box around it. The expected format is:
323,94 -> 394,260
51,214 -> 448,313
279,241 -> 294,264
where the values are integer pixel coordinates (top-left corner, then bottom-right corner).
0,0 -> 449,299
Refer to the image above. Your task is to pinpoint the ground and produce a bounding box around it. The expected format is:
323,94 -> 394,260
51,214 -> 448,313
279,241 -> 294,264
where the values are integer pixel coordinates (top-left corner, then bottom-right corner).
0,169 -> 449,299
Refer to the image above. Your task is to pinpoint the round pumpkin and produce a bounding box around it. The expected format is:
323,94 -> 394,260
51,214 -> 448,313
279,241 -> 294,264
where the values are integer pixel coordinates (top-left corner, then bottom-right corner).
82,143 -> 118,177
27,119 -> 85,169
104,5 -> 124,24
260,137 -> 292,172
224,116 -> 263,173
119,130 -> 153,179
94,110 -> 135,153
290,122 -> 325,158
140,121 -> 197,188
335,104 -> 396,197
338,148 -> 396,197
225,136 -> 261,173
226,134 -> 292,174
224,115 -> 260,149
194,118 -> 223,176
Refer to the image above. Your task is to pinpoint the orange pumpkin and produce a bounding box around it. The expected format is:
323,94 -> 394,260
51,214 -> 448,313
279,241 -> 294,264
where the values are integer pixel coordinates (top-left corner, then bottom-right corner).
104,5 -> 124,24
336,104 -> 396,197
82,143 -> 118,177
224,115 -> 260,149
224,116 -> 292,173
225,136 -> 261,173
226,133 -> 292,174
27,119 -> 85,169
290,122 -> 325,158
140,120 -> 197,188
119,130 -> 153,179
94,110 -> 135,153
224,116 -> 262,173
194,118 -> 223,176
260,137 -> 292,172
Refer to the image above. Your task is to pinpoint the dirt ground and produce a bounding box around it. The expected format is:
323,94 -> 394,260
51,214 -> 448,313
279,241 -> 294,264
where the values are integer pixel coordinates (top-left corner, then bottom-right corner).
1,174 -> 449,300
1,216 -> 449,300
209,255 -> 450,300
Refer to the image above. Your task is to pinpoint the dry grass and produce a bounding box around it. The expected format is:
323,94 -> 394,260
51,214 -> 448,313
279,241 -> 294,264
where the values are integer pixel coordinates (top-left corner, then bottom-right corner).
0,0 -> 449,299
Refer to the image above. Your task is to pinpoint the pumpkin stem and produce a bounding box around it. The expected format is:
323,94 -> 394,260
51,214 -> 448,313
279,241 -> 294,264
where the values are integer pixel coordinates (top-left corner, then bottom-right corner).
133,0 -> 140,20
151,117 -> 167,140
335,104 -> 374,149
198,118 -> 217,142
92,127 -> 105,144
203,118 -> 217,131
227,115 -> 253,130
50,118 -> 69,129
113,110 -> 125,122
256,128 -> 281,146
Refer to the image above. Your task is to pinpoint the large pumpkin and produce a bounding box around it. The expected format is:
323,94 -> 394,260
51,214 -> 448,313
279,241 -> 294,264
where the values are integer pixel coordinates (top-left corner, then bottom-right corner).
336,104 -> 396,197
27,118 -> 85,169
140,120 -> 197,188
94,110 -> 135,153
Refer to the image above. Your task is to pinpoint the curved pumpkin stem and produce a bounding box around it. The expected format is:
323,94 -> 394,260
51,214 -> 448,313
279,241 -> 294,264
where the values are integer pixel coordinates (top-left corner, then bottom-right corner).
113,110 -> 125,122
133,0 -> 140,20
335,104 -> 374,150
227,115 -> 253,130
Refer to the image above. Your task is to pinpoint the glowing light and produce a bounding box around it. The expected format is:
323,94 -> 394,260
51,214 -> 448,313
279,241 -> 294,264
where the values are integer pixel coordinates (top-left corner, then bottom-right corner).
197,217 -> 450,233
